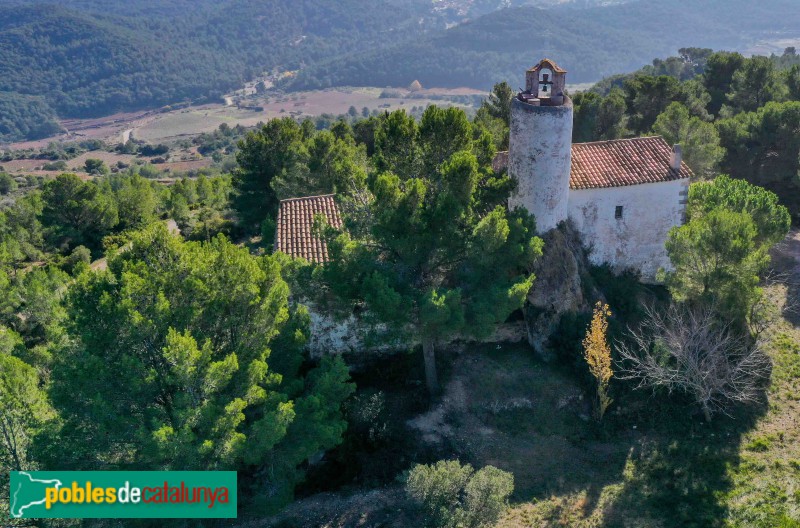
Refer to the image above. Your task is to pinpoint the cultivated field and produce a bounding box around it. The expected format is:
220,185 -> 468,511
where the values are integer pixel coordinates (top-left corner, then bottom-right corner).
2,86 -> 488,150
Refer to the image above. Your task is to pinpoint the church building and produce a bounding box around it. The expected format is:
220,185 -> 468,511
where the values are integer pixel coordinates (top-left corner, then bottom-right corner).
502,58 -> 693,282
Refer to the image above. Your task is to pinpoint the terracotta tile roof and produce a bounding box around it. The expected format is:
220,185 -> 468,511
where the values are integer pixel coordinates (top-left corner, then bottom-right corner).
275,194 -> 342,264
528,58 -> 567,74
570,136 -> 693,190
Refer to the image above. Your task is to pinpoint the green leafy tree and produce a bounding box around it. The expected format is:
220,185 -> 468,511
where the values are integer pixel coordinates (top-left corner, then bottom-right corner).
665,177 -> 790,323
112,173 -> 158,229
63,245 -> 91,276
703,51 -> 746,116
352,116 -> 383,156
233,118 -> 307,230
687,175 -> 791,246
373,110 -> 419,179
0,173 -> 16,195
596,88 -> 627,139
38,224 -> 353,511
717,101 -> 800,221
1,266 -> 69,347
624,75 -> 685,134
726,56 -> 786,114
83,158 -> 109,175
0,193 -> 44,267
652,102 -> 724,178
474,82 -> 520,150
666,209 -> 765,322
0,328 -> 52,472
272,130 -> 368,200
40,174 -> 118,250
481,81 -> 514,125
787,65 -> 800,101
680,79 -> 713,121
405,460 -> 514,528
573,89 -> 626,142
195,175 -> 214,205
319,109 -> 542,394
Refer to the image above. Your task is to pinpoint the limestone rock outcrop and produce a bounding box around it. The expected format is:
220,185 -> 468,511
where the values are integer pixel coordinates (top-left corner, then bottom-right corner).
525,221 -> 595,358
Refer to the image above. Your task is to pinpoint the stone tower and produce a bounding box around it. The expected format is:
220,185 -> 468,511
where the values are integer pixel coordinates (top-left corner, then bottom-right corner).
508,58 -> 573,232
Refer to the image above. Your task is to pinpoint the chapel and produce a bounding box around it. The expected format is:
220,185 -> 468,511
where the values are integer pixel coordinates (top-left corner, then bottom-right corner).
501,58 -> 692,281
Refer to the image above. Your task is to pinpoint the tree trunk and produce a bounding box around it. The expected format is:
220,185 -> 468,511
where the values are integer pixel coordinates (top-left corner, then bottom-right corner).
422,338 -> 439,396
702,402 -> 712,423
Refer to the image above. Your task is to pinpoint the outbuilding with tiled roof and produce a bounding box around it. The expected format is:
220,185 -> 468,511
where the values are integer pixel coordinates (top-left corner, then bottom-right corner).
274,194 -> 342,264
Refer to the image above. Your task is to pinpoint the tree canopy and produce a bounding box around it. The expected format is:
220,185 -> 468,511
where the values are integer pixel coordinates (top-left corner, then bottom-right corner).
38,224 -> 354,510
316,108 -> 542,393
665,176 -> 790,323
651,102 -> 723,178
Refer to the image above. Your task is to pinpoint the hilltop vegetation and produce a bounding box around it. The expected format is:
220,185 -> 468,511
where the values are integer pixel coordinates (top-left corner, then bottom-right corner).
2,0 -> 800,143
285,0 -> 800,90
0,0 -> 425,142
2,4 -> 800,518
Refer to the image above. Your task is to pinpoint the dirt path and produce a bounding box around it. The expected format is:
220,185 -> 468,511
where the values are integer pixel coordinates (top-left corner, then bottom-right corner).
775,229 -> 800,276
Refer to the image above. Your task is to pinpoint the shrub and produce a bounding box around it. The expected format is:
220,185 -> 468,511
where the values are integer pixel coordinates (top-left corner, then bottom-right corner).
139,143 -> 169,157
42,160 -> 68,171
405,460 -> 513,528
64,245 -> 91,275
0,172 -> 16,194
84,158 -> 109,175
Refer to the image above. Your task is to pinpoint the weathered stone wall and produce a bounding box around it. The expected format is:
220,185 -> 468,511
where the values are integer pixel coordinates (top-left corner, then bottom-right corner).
307,306 -> 371,356
305,304 -> 527,358
567,178 -> 689,282
508,96 -> 573,232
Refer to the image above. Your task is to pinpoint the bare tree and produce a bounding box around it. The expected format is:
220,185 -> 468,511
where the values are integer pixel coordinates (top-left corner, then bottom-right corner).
615,303 -> 771,421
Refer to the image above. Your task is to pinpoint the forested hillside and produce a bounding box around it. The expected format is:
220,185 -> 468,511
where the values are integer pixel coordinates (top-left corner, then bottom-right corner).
0,0 -> 427,142
2,0 -> 799,144
286,0 -> 800,90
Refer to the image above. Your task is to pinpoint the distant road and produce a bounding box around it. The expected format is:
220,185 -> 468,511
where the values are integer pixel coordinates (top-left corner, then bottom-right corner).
121,128 -> 133,143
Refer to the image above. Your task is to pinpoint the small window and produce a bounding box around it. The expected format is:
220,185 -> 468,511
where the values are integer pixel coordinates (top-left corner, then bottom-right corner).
615,206 -> 623,219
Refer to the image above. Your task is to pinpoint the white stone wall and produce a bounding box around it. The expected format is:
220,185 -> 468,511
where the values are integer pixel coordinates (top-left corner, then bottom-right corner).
304,303 -> 527,357
508,97 -> 573,232
307,306 -> 368,356
567,178 -> 689,282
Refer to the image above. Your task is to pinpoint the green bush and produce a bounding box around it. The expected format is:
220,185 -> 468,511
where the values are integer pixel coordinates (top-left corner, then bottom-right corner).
84,158 -> 109,175
405,460 -> 513,528
0,172 -> 16,195
42,160 -> 68,171
63,245 -> 91,275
